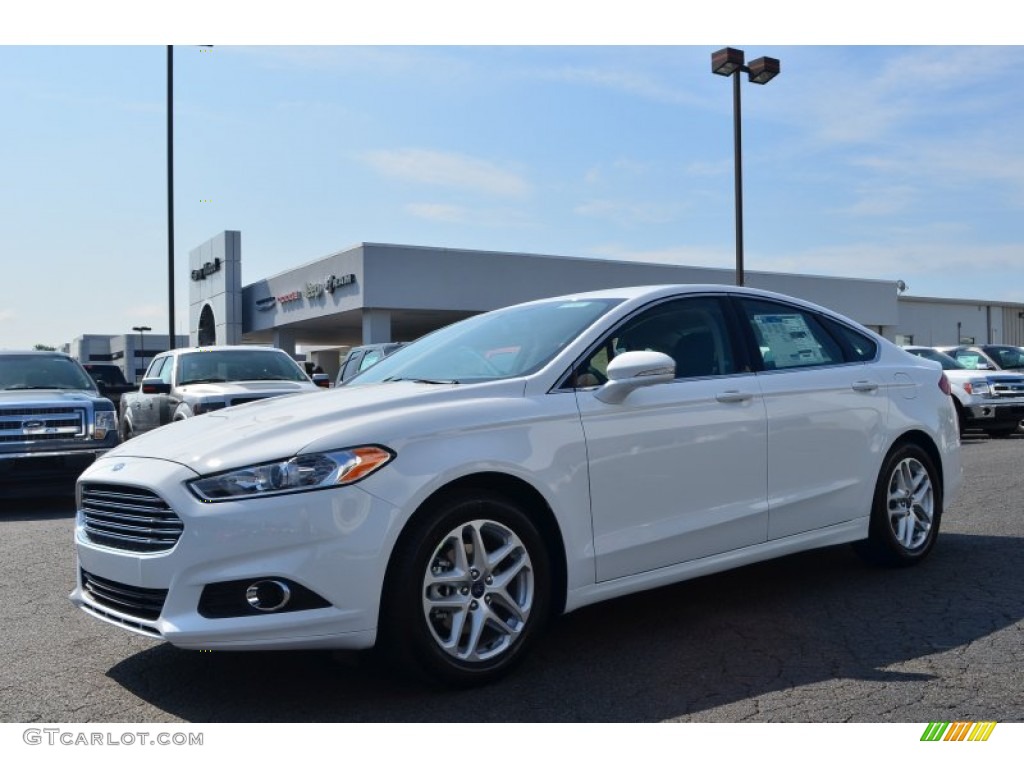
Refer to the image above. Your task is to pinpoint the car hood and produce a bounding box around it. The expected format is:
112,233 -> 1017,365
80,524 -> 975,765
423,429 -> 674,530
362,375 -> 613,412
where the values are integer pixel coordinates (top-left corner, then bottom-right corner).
178,380 -> 317,396
0,389 -> 100,403
108,378 -> 528,474
943,369 -> 1024,384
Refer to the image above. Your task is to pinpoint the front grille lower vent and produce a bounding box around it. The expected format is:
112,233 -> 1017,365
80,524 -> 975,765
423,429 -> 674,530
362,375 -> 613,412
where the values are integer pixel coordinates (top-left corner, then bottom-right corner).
81,570 -> 167,621
80,483 -> 184,553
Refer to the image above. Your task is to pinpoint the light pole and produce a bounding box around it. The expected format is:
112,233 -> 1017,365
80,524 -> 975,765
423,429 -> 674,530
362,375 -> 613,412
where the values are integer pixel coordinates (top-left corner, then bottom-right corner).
132,325 -> 152,381
711,47 -> 781,287
167,45 -> 176,351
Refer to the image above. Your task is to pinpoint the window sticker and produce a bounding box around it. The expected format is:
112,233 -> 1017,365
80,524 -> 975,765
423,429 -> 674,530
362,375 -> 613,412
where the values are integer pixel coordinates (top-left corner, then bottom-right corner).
752,313 -> 829,368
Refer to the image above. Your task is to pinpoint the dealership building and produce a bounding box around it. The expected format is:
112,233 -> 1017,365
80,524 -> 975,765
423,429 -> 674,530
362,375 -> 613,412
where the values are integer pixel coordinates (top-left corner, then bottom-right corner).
70,230 -> 1024,383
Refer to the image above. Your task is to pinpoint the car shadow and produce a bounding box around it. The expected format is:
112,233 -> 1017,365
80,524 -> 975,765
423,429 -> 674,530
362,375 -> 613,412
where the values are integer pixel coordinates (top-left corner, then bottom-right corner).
105,531 -> 1024,722
0,494 -> 76,521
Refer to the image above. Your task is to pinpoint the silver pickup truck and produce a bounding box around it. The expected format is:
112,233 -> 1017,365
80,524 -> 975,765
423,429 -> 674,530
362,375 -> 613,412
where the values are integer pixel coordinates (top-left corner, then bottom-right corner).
0,350 -> 119,497
119,346 -> 320,440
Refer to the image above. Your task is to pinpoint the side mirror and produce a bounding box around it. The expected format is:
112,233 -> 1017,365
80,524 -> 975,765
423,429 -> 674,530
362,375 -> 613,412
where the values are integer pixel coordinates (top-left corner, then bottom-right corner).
141,378 -> 171,395
594,351 -> 675,404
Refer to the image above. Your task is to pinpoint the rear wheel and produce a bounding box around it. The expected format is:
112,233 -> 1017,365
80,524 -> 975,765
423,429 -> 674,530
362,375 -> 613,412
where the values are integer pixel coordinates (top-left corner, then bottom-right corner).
380,491 -> 551,687
854,443 -> 941,566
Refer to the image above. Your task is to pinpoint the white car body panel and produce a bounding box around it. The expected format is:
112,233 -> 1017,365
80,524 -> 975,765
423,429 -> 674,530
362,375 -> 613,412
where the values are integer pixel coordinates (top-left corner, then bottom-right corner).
71,285 -> 962,664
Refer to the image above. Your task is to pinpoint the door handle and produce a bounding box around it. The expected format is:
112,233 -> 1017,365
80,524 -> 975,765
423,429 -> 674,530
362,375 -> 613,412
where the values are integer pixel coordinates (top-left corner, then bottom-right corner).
852,380 -> 878,392
716,390 -> 753,403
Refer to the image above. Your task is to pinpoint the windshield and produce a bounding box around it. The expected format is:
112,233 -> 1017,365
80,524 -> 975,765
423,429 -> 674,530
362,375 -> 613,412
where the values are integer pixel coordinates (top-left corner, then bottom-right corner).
0,354 -> 97,391
983,346 -> 1024,370
353,298 -> 622,385
178,349 -> 310,385
906,348 -> 965,370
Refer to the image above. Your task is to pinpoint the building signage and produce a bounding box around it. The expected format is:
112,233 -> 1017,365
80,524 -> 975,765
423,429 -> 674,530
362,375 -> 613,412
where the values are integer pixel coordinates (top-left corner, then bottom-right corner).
277,291 -> 302,304
255,296 -> 277,312
191,257 -> 222,281
325,273 -> 356,293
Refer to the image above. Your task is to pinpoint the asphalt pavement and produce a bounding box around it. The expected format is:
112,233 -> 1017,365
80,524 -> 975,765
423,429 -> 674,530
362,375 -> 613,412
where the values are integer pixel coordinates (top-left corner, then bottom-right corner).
2,433 -> 1021,722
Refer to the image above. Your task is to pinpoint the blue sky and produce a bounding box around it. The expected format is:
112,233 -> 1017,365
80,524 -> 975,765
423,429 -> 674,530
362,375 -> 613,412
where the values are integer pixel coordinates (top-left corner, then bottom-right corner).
2,35 -> 1023,348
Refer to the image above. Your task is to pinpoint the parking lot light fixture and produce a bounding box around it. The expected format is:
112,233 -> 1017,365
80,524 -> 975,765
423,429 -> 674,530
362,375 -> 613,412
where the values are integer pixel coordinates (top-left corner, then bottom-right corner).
711,47 -> 782,287
132,325 -> 152,379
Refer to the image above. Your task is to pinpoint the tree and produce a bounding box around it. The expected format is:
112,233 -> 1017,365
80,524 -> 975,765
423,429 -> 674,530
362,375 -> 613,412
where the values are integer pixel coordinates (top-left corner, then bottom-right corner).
33,344 -> 56,351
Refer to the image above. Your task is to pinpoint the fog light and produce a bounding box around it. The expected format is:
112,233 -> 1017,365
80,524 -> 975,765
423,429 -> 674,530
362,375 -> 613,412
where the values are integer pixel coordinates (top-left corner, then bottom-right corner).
245,580 -> 292,612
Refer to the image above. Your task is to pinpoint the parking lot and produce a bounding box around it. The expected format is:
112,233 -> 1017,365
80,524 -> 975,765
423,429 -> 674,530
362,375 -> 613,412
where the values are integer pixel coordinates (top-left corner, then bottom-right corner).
2,433 -> 1022,723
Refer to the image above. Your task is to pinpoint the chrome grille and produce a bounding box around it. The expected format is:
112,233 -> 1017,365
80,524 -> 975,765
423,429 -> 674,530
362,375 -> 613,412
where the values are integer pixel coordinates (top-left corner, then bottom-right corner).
989,378 -> 1024,398
81,570 -> 167,621
80,483 -> 184,553
0,406 -> 85,443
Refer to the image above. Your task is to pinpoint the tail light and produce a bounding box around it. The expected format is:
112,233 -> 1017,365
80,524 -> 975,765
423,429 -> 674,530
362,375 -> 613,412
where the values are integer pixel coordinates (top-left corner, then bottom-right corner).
938,373 -> 952,396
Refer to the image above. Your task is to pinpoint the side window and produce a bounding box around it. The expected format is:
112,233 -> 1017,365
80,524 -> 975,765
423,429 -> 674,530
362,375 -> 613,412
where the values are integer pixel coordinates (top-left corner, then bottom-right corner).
358,350 -> 383,372
572,297 -> 736,387
160,357 -> 175,385
820,316 -> 878,362
738,299 -> 843,370
144,356 -> 166,380
340,351 -> 364,381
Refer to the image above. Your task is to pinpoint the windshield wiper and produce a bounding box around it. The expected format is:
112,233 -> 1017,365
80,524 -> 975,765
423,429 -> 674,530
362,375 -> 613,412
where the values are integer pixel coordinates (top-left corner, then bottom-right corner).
5,385 -> 78,390
180,377 -> 227,385
381,377 -> 459,385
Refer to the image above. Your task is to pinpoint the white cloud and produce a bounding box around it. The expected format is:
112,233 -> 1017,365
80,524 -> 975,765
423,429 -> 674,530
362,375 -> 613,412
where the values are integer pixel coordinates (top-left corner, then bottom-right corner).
405,203 -> 467,222
0,308 -> 16,322
574,199 -> 684,226
837,185 -> 917,217
534,66 -> 701,106
363,149 -> 530,198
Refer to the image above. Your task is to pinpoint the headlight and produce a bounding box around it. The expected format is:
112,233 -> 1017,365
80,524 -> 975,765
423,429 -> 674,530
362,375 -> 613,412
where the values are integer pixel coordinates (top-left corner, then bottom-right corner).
93,410 -> 117,440
187,445 -> 395,502
964,379 -> 991,396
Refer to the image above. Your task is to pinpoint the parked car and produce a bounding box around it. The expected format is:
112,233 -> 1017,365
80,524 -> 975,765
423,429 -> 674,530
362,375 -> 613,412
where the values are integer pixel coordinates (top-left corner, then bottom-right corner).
336,342 -> 407,386
71,285 -> 961,686
0,350 -> 118,497
940,345 -> 1024,372
81,363 -> 135,408
119,346 -> 319,440
902,346 -> 1024,437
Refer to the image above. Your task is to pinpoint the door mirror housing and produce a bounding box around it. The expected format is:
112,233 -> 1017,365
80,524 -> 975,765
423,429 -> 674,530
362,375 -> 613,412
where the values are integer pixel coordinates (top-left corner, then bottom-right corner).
594,351 -> 676,404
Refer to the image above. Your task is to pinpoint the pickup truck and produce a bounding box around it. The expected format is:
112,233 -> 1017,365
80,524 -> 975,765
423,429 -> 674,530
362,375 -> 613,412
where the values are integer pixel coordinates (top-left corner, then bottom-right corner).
0,350 -> 119,496
81,363 -> 136,408
119,346 -> 319,440
904,346 -> 1024,437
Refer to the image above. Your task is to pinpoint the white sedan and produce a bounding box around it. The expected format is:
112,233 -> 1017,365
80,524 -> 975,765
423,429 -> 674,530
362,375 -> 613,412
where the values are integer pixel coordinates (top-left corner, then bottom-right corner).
71,285 -> 961,686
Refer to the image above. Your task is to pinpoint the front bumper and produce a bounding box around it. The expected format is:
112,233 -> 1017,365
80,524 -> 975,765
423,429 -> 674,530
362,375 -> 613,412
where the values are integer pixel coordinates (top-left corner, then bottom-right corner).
69,455 -> 401,651
964,401 -> 1024,430
0,448 -> 111,497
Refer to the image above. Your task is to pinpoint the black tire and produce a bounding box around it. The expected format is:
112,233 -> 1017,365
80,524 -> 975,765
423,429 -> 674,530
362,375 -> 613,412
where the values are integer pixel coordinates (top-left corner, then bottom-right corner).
854,443 -> 942,566
380,490 -> 551,687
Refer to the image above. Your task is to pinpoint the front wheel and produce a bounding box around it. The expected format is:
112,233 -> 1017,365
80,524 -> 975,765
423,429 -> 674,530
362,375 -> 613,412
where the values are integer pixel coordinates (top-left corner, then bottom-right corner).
380,491 -> 551,687
854,444 -> 941,566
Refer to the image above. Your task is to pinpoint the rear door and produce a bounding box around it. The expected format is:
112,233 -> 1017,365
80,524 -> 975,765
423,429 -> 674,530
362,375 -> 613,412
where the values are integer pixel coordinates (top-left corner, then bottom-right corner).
733,297 -> 887,539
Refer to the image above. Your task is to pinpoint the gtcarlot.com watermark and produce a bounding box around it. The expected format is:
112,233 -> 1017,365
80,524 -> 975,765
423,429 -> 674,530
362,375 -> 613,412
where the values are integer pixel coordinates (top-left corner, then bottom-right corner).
23,728 -> 203,747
